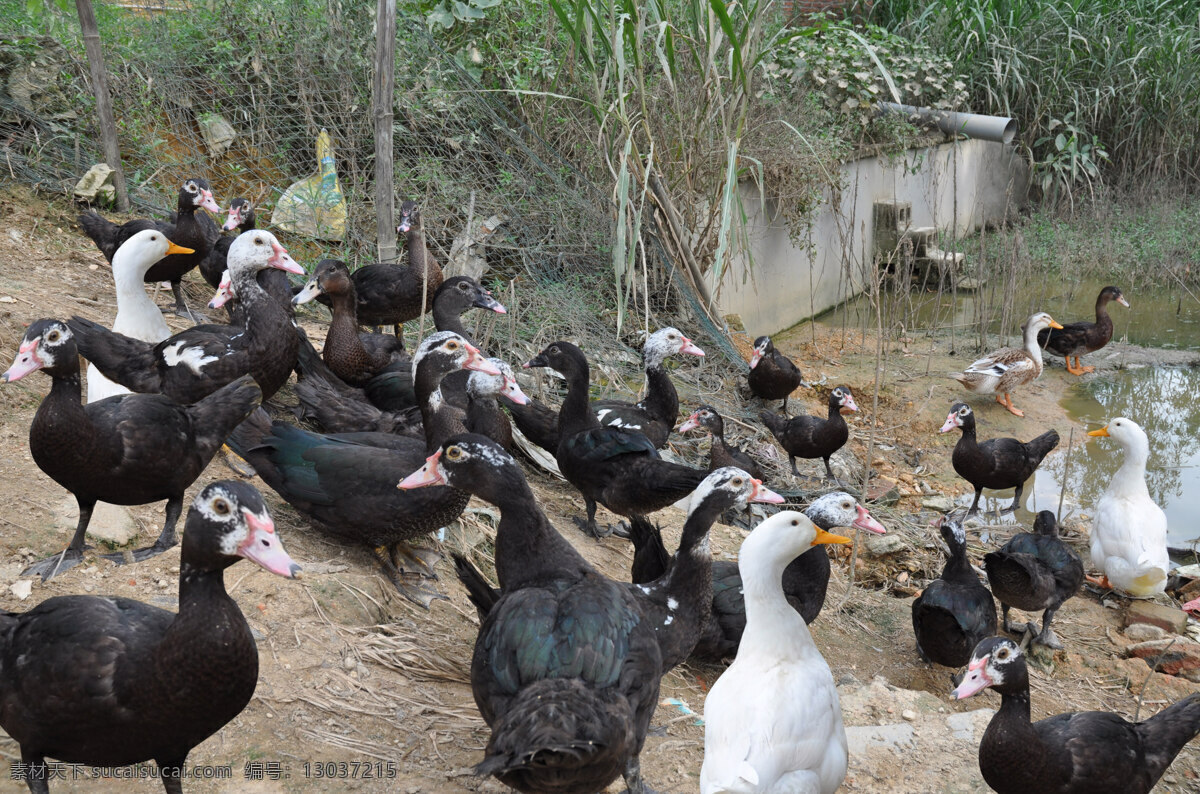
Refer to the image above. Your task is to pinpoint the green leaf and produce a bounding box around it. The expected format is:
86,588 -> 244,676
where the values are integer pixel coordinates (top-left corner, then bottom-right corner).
427,5 -> 455,29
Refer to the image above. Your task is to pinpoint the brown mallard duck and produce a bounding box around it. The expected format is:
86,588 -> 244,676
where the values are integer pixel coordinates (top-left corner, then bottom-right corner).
952,312 -> 1062,417
1036,285 -> 1128,375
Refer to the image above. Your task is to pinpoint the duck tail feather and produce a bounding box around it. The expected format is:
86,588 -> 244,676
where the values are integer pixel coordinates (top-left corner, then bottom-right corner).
1026,429 -> 1061,464
1139,693 -> 1200,784
451,553 -> 500,620
475,678 -> 633,791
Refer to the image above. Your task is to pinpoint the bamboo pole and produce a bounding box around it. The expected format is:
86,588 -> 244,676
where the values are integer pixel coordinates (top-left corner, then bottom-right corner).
75,0 -> 129,211
372,0 -> 397,263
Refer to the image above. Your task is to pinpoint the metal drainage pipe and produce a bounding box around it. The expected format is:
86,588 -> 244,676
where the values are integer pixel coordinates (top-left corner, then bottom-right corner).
878,102 -> 1017,145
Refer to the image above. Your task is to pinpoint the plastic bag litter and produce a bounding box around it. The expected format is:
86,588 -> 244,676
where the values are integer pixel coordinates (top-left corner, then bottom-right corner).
272,128 -> 347,241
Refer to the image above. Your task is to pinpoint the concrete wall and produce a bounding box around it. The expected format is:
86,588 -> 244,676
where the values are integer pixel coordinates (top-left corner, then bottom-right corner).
709,138 -> 1029,337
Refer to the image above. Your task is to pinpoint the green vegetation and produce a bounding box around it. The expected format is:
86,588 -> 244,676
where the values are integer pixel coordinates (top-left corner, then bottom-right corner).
985,190 -> 1200,283
873,0 -> 1200,197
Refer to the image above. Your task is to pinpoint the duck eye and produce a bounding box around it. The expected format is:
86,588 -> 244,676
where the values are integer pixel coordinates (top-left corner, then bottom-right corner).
550,345 -> 560,354
212,498 -> 230,515
254,237 -> 263,245
731,477 -> 744,487
791,519 -> 799,526
447,341 -> 459,350
997,648 -> 1010,660
445,446 -> 464,461
47,330 -> 60,342
458,282 -> 469,290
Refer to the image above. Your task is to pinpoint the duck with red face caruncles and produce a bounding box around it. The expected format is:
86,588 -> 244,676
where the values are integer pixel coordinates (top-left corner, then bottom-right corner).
760,386 -> 857,485
398,433 -> 668,794
939,402 -> 1060,516
954,636 -> 1200,794
678,404 -> 763,479
3,319 -> 262,579
80,177 -> 223,321
523,340 -> 708,538
628,490 -> 886,661
68,230 -> 305,405
0,481 -> 300,793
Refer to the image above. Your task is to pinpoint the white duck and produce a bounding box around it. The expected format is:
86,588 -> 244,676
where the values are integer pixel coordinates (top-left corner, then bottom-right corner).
86,229 -> 191,402
1086,417 -> 1169,597
700,511 -> 850,794
953,311 -> 1063,417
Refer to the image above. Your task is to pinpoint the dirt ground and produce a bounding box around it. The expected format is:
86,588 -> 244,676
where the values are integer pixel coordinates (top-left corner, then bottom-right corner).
0,185 -> 1197,792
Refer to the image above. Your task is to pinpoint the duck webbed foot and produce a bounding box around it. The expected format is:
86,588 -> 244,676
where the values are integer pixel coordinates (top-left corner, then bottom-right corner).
220,443 -> 258,478
573,515 -> 617,539
99,497 -> 184,566
996,393 -> 1025,417
621,756 -> 659,794
23,544 -> 92,581
389,542 -> 442,578
371,545 -> 447,608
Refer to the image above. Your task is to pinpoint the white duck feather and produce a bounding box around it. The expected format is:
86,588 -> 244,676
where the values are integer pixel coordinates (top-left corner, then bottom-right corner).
1087,417 -> 1169,597
700,511 -> 850,794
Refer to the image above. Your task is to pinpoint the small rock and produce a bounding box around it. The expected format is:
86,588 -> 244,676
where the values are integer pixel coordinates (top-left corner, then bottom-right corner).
921,495 -> 955,513
156,579 -> 169,589
865,484 -> 901,507
343,655 -> 357,671
1125,600 -> 1188,635
1124,623 -> 1167,643
82,583 -> 94,593
9,580 -> 32,601
901,709 -> 916,721
863,534 -> 906,558
1125,637 -> 1200,676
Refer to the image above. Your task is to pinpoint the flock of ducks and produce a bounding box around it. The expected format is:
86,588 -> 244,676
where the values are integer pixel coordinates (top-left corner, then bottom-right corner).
0,179 -> 1196,793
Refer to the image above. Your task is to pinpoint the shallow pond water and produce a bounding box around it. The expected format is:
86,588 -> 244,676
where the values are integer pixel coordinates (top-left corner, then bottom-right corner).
818,277 -> 1200,549
1031,366 -> 1200,550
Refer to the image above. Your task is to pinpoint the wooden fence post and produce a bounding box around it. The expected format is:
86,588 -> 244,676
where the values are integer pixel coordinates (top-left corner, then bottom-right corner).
372,0 -> 397,263
75,0 -> 129,212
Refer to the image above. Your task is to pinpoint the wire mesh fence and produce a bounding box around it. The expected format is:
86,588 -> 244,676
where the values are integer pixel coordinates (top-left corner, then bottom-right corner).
0,0 -> 755,431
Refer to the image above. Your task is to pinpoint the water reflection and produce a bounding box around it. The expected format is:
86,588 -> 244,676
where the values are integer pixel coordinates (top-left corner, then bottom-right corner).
822,277 -> 1200,351
1032,367 -> 1200,548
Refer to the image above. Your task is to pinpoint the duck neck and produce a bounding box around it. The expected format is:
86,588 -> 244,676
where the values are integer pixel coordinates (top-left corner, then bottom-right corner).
556,359 -> 598,438
1095,293 -> 1113,323
741,553 -> 814,654
657,494 -> 726,623
406,222 -> 430,277
419,386 -> 465,452
1112,438 -> 1151,497
490,478 -> 591,590
326,290 -> 368,358
176,561 -> 237,614
639,357 -> 678,425
826,397 -> 845,422
432,296 -> 469,340
942,543 -> 976,584
1023,324 -> 1046,363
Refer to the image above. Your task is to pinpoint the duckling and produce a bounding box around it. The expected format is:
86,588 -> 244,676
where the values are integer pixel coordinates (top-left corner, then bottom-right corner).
760,386 -> 857,483
1086,418 -> 1169,598
939,402 -> 1060,515
700,510 -> 850,794
953,636 -> 1200,794
911,517 -> 997,668
678,404 -> 763,479
1038,285 -> 1128,375
747,335 -> 805,412
984,511 -> 1083,649
953,311 -> 1063,417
